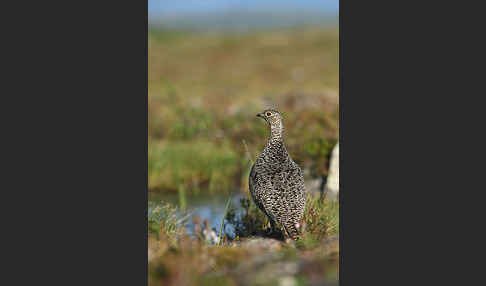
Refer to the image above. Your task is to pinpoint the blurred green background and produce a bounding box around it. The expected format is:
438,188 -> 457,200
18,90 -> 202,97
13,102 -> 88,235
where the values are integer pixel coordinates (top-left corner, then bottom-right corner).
149,27 -> 339,194
148,2 -> 340,285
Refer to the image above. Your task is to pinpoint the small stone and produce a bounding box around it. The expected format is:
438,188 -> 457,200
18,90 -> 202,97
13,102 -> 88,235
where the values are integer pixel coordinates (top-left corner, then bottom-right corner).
279,276 -> 297,286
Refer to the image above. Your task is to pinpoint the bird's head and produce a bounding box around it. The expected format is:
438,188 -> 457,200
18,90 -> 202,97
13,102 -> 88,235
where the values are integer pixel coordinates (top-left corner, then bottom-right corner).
256,109 -> 283,130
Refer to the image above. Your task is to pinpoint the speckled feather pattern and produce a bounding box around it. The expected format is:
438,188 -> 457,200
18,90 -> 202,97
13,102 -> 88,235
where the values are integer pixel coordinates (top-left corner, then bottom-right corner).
249,110 -> 306,239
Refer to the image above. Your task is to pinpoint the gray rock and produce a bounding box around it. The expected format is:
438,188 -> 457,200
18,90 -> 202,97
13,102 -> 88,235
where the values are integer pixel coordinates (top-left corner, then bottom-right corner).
305,178 -> 323,196
230,237 -> 284,251
324,143 -> 339,200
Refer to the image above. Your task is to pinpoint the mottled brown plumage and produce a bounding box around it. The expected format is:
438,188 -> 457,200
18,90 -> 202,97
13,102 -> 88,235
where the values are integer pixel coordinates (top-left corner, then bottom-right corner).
249,109 -> 306,239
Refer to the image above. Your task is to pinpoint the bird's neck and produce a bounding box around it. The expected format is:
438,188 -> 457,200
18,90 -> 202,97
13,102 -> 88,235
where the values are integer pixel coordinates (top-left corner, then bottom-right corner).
262,122 -> 289,166
267,122 -> 284,146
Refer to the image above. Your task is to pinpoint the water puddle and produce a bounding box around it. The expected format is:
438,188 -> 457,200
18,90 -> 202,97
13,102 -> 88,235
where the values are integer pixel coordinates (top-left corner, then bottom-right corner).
148,190 -> 247,237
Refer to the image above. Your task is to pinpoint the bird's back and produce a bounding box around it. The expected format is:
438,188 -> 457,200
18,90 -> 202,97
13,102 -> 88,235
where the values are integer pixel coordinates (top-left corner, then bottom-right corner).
249,141 -> 306,238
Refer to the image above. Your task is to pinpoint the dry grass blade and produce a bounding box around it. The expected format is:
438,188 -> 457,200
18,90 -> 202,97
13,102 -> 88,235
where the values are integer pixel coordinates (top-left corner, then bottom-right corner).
217,197 -> 232,246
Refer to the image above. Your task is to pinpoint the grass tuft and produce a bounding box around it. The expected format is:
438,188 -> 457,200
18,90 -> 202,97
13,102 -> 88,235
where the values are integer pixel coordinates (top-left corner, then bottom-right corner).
149,140 -> 239,192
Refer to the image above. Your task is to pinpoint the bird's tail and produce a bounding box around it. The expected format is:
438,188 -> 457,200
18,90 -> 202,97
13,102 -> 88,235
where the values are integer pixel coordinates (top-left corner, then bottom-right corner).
283,221 -> 303,240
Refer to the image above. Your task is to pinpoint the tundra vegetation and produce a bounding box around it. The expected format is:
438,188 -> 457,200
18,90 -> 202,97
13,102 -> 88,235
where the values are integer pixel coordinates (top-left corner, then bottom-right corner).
149,27 -> 339,194
148,27 -> 339,286
148,196 -> 339,286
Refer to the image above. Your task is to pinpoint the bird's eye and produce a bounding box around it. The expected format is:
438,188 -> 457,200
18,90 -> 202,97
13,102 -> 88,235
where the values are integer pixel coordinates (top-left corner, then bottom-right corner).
266,112 -> 272,116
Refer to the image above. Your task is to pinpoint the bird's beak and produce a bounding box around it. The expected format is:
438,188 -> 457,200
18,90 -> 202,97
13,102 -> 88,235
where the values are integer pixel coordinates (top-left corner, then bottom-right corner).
256,113 -> 264,118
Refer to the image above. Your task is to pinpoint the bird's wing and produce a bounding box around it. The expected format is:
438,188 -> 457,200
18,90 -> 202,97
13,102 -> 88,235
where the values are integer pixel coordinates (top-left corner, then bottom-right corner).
251,168 -> 281,223
288,166 -> 306,208
269,167 -> 307,234
249,164 -> 272,219
250,164 -> 306,233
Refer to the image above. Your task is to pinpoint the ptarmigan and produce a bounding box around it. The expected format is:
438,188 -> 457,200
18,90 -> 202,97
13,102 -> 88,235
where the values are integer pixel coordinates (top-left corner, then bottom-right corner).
249,109 -> 306,239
